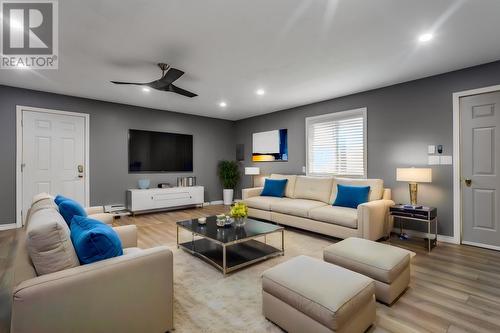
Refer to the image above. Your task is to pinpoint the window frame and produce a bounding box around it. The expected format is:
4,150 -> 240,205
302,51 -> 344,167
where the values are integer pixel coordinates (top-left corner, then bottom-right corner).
305,107 -> 367,178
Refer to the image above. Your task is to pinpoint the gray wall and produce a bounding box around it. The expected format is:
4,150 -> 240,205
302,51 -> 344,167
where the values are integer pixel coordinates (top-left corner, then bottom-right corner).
0,85 -> 235,224
235,61 -> 500,237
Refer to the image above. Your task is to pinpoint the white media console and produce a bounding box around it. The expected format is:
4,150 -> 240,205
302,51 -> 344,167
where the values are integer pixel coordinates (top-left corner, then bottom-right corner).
126,186 -> 204,214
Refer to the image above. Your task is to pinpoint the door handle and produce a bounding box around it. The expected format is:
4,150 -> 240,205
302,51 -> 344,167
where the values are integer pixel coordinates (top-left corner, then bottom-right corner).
464,178 -> 472,187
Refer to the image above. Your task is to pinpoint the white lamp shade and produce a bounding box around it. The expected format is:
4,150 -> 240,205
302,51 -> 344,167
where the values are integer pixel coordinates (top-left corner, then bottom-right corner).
245,167 -> 260,175
396,168 -> 432,183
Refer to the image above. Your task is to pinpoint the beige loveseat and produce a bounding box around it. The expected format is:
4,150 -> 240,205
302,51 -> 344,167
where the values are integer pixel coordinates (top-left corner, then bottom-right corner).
10,194 -> 174,333
242,174 -> 394,241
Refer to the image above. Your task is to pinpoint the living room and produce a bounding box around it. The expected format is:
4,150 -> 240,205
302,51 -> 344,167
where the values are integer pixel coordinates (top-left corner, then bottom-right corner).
1,1 -> 500,332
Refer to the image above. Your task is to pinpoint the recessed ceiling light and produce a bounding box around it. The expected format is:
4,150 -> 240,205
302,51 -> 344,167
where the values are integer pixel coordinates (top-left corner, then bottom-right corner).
142,87 -> 151,92
418,33 -> 433,43
219,101 -> 227,108
256,89 -> 265,96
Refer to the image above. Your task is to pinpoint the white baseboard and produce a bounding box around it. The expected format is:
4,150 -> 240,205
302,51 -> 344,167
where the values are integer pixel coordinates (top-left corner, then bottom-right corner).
0,223 -> 18,231
206,200 -> 223,205
392,228 -> 458,244
462,241 -> 500,251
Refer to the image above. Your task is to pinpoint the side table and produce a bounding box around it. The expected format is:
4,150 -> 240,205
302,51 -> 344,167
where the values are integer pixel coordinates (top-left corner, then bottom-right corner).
389,205 -> 437,252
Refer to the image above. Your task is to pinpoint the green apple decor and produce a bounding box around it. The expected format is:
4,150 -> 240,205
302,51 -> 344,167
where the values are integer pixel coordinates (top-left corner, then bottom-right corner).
230,202 -> 248,227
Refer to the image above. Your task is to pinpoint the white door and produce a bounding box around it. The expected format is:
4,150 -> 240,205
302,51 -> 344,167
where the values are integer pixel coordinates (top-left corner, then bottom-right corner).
460,91 -> 500,249
20,108 -> 88,224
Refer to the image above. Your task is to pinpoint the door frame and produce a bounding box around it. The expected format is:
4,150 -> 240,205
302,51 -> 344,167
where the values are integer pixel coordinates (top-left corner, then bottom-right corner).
16,105 -> 90,228
452,84 -> 500,249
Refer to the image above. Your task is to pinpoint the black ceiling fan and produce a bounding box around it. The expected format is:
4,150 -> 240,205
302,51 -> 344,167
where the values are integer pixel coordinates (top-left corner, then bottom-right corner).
111,63 -> 197,97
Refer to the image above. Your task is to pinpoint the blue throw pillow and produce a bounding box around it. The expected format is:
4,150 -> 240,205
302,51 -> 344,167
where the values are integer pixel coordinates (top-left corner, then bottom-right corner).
70,215 -> 123,265
333,184 -> 371,209
54,194 -> 70,205
58,199 -> 87,225
261,178 -> 288,197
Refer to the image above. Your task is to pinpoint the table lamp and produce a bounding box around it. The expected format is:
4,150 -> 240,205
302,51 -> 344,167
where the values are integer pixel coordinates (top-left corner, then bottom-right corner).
396,168 -> 432,206
245,167 -> 260,187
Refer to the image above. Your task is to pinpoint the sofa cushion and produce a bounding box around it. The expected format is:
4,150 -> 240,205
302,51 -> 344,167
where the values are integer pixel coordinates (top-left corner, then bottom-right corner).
59,199 -> 87,225
70,216 -> 123,265
261,178 -> 288,197
270,198 -> 326,218
26,208 -> 80,275
323,237 -> 411,284
89,213 -> 114,225
331,178 -> 384,203
294,176 -> 334,204
333,184 -> 370,209
262,255 -> 375,331
270,174 -> 297,198
26,198 -> 59,225
309,205 -> 358,228
244,196 -> 285,210
32,192 -> 52,204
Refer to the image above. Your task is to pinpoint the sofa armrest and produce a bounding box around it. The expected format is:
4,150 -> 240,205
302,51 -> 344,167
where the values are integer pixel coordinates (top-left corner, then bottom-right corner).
113,225 -> 138,248
85,205 -> 104,215
11,246 -> 174,333
242,187 -> 263,200
357,199 -> 395,241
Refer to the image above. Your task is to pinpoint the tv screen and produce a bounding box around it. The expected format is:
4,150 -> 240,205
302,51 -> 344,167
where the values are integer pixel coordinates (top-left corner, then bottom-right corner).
128,129 -> 193,172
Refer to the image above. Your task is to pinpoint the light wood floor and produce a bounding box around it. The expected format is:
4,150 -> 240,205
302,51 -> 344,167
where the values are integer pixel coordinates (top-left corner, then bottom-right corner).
2,205 -> 500,332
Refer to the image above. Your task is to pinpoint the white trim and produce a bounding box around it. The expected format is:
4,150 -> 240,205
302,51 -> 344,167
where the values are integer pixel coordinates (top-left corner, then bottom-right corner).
0,223 -> 18,231
452,84 -> 500,247
305,107 -> 367,178
391,228 -> 456,244
16,105 -> 90,228
209,200 -> 224,205
462,240 -> 500,252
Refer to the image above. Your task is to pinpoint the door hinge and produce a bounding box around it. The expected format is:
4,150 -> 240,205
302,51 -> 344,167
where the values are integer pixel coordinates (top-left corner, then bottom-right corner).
21,163 -> 26,172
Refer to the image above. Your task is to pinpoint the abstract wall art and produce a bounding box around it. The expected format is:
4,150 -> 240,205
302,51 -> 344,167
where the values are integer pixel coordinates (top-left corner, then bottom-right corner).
252,129 -> 288,162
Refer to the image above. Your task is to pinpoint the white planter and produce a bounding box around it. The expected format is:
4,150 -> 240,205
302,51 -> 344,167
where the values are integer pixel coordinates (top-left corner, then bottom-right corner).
223,189 -> 234,205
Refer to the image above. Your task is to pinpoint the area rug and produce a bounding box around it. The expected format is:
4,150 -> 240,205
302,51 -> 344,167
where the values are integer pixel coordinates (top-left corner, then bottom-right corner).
171,229 -> 334,332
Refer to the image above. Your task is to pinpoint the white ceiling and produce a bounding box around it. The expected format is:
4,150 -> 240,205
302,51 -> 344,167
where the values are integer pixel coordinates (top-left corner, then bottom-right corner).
2,0 -> 500,121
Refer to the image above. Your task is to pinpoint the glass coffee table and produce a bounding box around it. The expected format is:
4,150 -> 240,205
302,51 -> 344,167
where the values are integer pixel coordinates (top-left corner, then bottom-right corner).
176,216 -> 284,275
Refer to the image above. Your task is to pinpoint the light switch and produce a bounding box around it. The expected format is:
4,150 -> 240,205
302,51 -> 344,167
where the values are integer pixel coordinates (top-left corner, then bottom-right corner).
440,155 -> 453,165
428,145 -> 436,154
428,156 -> 440,165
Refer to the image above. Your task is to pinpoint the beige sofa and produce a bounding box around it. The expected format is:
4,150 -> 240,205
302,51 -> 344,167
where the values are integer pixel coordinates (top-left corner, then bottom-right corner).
10,195 -> 174,333
242,174 -> 394,241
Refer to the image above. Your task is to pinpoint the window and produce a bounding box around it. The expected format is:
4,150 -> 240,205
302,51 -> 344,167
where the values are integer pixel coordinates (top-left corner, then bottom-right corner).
306,108 -> 367,177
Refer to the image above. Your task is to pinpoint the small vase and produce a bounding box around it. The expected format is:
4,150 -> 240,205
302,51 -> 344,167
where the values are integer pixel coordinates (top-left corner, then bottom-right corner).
234,217 -> 247,227
138,179 -> 150,189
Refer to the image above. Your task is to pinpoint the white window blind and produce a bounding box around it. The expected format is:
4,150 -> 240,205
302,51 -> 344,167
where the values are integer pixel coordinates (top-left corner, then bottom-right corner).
306,108 -> 366,177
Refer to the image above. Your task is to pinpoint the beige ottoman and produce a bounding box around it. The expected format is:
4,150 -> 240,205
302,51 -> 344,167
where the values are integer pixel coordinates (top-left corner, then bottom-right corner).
324,237 -> 411,305
262,255 -> 376,333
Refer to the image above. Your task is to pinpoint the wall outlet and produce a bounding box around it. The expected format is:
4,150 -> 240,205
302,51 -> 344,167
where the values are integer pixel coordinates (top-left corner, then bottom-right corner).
428,145 -> 436,154
302,166 -> 306,173
440,155 -> 453,165
428,156 -> 440,165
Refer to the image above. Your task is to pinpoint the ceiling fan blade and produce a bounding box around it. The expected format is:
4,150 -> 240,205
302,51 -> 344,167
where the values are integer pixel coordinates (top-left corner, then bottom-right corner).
110,81 -> 145,85
159,68 -> 184,85
168,84 -> 197,98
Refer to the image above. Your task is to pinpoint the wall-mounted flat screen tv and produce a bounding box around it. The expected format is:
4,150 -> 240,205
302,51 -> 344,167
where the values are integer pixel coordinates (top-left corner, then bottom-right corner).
128,129 -> 193,172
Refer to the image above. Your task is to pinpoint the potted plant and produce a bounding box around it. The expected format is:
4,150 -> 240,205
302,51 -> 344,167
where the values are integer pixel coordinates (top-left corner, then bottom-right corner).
218,160 -> 240,205
230,202 -> 248,227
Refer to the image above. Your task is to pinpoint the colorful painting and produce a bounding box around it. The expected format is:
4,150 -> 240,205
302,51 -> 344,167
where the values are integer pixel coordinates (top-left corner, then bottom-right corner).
252,129 -> 288,162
